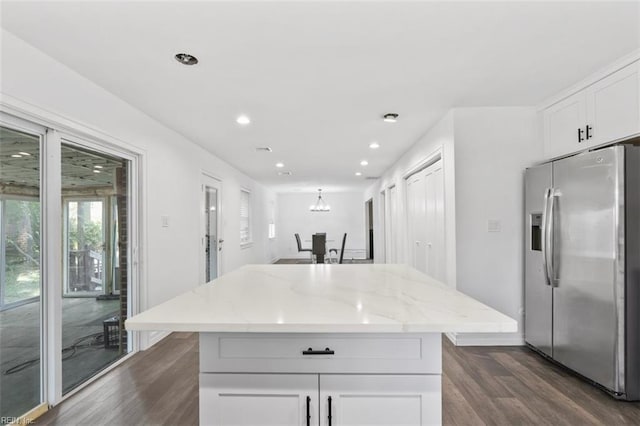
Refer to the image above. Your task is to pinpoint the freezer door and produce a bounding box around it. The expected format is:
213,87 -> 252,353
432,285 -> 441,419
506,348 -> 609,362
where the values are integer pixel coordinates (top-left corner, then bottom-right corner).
524,163 -> 553,356
552,146 -> 625,393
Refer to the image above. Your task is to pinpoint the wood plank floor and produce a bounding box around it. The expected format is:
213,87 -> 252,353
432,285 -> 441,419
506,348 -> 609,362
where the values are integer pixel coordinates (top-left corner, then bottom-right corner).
34,333 -> 640,425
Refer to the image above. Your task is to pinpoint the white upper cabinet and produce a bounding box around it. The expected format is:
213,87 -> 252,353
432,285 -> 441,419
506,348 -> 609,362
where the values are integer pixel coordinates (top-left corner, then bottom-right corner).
542,60 -> 640,159
585,62 -> 640,146
543,91 -> 587,159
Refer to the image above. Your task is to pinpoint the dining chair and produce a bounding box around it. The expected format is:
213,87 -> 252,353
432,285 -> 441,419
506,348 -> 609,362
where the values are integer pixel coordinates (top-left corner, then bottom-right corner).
312,233 -> 327,264
295,233 -> 313,261
329,233 -> 347,264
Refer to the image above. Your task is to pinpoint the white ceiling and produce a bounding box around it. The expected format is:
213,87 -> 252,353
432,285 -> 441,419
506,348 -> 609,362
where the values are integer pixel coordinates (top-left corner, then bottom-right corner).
1,1 -> 638,192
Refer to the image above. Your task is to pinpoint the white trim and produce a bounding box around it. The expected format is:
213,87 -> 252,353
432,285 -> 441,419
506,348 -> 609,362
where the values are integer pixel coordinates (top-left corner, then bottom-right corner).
200,173 -> 223,283
446,332 -> 525,347
141,330 -> 171,351
44,129 -> 63,405
402,147 -> 443,181
537,49 -> 640,111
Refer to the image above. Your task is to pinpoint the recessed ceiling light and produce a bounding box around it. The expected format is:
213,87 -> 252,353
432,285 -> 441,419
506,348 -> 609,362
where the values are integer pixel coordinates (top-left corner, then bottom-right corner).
174,53 -> 198,66
383,113 -> 399,123
93,170 -> 101,174
369,142 -> 380,149
355,172 -> 362,176
360,160 -> 369,166
11,154 -> 22,158
18,152 -> 31,156
94,165 -> 103,169
236,115 -> 251,125
275,162 -> 284,168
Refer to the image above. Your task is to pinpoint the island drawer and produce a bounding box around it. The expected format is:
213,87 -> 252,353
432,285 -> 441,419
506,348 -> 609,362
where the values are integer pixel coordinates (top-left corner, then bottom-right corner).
199,332 -> 442,374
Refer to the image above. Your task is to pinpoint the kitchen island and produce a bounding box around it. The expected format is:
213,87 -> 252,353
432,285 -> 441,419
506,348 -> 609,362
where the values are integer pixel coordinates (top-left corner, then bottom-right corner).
126,264 -> 516,426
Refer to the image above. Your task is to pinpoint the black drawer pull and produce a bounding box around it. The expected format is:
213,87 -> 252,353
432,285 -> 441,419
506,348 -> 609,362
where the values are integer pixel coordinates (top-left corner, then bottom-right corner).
302,347 -> 335,355
306,396 -> 311,426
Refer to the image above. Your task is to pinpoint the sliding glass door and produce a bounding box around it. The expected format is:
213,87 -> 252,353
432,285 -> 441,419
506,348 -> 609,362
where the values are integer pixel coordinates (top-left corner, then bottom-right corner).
0,125 -> 43,421
60,142 -> 132,394
0,112 -> 138,422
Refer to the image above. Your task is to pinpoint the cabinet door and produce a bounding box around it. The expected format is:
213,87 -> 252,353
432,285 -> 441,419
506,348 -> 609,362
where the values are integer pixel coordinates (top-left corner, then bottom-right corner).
543,91 -> 587,159
200,373 -> 318,426
319,375 -> 441,426
586,61 -> 640,146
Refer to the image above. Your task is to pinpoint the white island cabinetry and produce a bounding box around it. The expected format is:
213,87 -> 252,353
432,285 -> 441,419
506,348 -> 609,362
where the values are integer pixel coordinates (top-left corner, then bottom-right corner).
199,332 -> 442,425
126,264 -> 517,426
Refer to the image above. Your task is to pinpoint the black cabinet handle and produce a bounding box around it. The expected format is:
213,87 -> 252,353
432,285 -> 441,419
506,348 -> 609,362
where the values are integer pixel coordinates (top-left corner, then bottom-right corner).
302,347 -> 335,355
328,396 -> 333,426
586,125 -> 593,140
578,128 -> 584,143
306,396 -> 311,426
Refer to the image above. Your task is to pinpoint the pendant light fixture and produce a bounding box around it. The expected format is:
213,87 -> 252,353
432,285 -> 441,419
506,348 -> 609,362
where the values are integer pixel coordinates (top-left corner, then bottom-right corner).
309,189 -> 331,212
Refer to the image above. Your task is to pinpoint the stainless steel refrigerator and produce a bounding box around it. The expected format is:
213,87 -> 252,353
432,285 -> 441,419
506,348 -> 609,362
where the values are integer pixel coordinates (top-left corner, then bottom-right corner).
525,144 -> 640,400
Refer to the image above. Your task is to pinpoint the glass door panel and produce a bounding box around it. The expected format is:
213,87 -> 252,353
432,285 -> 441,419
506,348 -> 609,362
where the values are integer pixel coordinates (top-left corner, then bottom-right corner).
60,142 -> 130,394
0,126 -> 42,421
64,199 -> 105,296
205,186 -> 218,282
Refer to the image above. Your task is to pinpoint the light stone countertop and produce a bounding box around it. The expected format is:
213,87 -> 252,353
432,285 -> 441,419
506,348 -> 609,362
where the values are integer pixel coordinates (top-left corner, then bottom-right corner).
125,264 -> 517,334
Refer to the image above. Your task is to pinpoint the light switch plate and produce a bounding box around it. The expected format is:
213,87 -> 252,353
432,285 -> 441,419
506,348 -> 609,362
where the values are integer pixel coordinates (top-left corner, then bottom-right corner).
161,215 -> 170,228
488,219 -> 501,232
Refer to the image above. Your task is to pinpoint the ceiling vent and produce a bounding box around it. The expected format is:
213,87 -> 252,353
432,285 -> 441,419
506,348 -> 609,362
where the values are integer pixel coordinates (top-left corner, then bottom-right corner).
278,171 -> 292,176
365,176 -> 380,180
255,147 -> 273,152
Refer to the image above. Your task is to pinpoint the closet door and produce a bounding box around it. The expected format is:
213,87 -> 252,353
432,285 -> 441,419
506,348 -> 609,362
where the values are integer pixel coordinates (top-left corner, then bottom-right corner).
424,162 -> 445,281
406,173 -> 426,273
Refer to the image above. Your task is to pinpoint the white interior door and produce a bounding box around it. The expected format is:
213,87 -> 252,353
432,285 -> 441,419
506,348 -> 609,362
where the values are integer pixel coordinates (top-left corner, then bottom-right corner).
378,191 -> 386,263
407,172 -> 427,273
424,162 -> 445,281
388,186 -> 397,263
200,373 -> 318,426
319,374 -> 441,426
201,174 -> 222,284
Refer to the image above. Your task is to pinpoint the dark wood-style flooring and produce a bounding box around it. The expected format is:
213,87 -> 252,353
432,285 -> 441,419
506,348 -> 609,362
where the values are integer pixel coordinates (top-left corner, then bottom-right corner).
35,333 -> 640,425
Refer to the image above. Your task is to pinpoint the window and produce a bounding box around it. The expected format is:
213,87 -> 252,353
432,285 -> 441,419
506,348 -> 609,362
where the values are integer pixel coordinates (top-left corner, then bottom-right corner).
240,189 -> 251,245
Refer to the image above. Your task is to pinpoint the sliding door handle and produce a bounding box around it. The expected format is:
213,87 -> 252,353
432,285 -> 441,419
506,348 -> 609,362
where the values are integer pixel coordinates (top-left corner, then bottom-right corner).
328,396 -> 333,426
306,396 -> 311,426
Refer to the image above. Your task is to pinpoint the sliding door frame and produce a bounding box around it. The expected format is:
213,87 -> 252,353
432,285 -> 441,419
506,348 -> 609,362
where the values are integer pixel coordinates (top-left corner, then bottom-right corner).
0,102 -> 144,410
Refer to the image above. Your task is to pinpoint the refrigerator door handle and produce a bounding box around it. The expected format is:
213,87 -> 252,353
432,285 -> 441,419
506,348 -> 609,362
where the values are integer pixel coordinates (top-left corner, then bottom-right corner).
542,188 -> 554,286
547,189 -> 558,287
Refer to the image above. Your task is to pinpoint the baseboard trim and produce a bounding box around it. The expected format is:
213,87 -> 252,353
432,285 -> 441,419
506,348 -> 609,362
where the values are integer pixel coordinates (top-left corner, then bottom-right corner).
11,403 -> 48,425
271,257 -> 281,264
447,332 -> 525,347
144,330 -> 170,350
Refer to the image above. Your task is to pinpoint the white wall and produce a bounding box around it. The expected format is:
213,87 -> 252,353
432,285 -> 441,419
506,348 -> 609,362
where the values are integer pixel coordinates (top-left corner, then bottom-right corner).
364,111 -> 457,287
452,107 -> 542,345
276,192 -> 365,260
365,107 -> 542,346
0,30 -> 278,347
